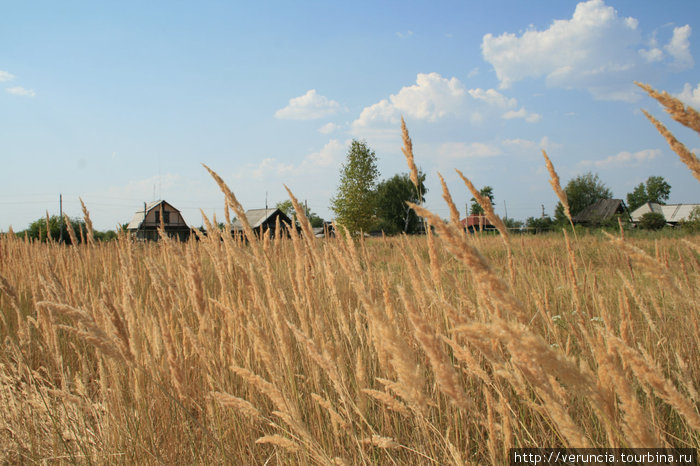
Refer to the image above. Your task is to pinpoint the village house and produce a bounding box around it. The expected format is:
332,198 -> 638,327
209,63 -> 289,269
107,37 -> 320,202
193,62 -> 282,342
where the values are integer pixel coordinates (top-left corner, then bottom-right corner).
572,199 -> 631,226
231,208 -> 294,238
126,200 -> 190,241
461,214 -> 496,233
630,202 -> 700,226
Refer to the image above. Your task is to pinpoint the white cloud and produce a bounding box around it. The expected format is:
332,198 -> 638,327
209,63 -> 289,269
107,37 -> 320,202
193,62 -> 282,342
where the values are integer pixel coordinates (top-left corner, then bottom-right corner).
437,142 -> 501,160
0,71 -> 15,82
305,139 -> 344,168
583,148 -> 661,168
469,88 -> 516,108
6,86 -> 36,97
677,83 -> 700,109
502,136 -> 557,153
481,0 -> 692,101
243,139 -> 345,180
665,25 -> 693,68
502,107 -> 542,123
318,122 -> 339,134
352,73 -> 466,133
396,30 -> 414,39
391,73 -> 467,121
274,89 -> 341,120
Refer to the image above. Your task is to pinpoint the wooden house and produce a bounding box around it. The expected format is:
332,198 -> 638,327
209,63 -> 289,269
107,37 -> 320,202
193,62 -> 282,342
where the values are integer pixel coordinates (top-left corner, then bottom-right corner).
231,208 -> 294,238
573,199 -> 631,226
126,200 -> 190,241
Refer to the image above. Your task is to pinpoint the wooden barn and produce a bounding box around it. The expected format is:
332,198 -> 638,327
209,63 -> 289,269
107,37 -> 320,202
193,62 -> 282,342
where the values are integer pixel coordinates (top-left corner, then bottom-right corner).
573,199 -> 630,226
126,200 -> 190,241
231,208 -> 294,238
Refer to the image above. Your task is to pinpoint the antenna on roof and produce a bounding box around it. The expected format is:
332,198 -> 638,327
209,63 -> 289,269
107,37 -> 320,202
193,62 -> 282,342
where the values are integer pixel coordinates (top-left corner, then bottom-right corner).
265,191 -> 268,210
158,154 -> 162,200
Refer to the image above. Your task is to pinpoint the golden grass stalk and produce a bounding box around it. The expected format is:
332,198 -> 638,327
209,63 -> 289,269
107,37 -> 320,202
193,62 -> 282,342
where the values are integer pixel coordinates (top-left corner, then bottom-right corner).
401,116 -> 419,192
63,213 -> 78,246
455,169 -> 509,243
361,435 -> 400,449
255,435 -> 301,453
202,164 -> 258,246
542,150 -> 574,228
79,198 -> 94,246
210,391 -> 263,421
437,173 -> 461,229
640,109 -> 700,183
636,82 -> 700,134
408,201 -> 527,323
607,335 -> 700,431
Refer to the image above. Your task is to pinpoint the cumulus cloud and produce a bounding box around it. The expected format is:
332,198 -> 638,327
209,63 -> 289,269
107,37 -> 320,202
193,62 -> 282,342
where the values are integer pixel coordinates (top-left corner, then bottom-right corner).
6,86 -> 35,97
481,0 -> 692,101
0,71 -> 15,82
582,148 -> 661,168
318,122 -> 339,134
352,74 -> 542,138
665,25 -> 693,68
275,89 -> 341,120
677,83 -> 700,108
469,88 -> 516,108
352,73 -> 467,133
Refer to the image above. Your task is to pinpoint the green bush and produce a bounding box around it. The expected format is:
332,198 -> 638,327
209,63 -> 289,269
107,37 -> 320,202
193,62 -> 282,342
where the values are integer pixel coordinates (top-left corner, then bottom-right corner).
638,212 -> 666,230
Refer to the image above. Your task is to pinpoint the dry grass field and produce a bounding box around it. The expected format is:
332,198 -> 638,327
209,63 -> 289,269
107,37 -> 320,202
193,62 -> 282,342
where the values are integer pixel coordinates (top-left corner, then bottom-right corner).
0,83 -> 699,464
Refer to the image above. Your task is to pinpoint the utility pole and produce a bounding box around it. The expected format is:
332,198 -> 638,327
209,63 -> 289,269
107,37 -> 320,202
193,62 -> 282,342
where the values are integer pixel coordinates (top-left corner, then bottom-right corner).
59,194 -> 64,244
503,200 -> 508,220
541,204 -> 546,218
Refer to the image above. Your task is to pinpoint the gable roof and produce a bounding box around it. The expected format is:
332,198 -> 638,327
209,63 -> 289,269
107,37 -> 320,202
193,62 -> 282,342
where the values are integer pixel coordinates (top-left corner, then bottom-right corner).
231,208 -> 293,231
573,199 -> 629,224
126,200 -> 185,230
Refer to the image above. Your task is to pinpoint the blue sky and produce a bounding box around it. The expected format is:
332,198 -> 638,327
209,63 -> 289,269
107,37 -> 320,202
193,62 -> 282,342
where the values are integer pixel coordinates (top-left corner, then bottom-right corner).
2,0 -> 700,231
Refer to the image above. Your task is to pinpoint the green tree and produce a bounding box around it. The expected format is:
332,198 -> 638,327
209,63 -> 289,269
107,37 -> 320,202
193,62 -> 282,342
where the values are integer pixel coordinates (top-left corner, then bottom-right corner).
638,212 -> 667,230
526,216 -> 554,233
25,215 -> 87,244
375,172 -> 427,234
470,186 -> 494,215
626,176 -> 671,211
555,172 -> 613,223
330,140 -> 380,235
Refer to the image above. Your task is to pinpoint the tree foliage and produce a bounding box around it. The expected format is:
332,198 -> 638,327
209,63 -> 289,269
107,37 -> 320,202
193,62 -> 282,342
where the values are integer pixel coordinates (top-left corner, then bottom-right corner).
22,215 -> 87,244
626,176 -> 671,211
470,186 -> 494,215
375,172 -> 427,234
526,216 -> 554,233
555,172 -> 612,223
330,140 -> 380,235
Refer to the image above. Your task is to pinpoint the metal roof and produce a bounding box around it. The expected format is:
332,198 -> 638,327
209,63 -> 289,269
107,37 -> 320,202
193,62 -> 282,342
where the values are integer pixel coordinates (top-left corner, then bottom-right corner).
631,203 -> 700,223
231,208 -> 292,230
573,199 -> 628,224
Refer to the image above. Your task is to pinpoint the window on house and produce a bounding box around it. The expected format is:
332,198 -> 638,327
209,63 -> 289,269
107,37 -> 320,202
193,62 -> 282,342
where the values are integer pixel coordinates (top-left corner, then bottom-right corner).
163,211 -> 170,224
154,211 -> 160,224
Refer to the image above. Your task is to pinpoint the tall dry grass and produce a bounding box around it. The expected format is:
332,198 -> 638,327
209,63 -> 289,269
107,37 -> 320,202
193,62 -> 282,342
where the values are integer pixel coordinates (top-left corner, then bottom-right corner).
0,85 -> 699,464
